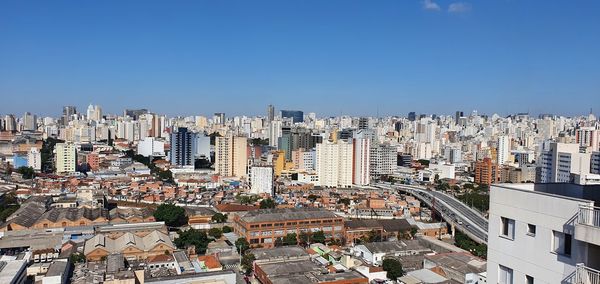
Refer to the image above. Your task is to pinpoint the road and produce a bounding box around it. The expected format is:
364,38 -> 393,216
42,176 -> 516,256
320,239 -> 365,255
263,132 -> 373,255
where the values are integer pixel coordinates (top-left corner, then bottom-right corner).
375,183 -> 489,244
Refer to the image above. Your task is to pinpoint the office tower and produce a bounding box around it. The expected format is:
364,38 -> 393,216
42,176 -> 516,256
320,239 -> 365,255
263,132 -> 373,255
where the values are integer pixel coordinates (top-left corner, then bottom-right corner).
278,127 -> 322,161
369,143 -> 397,178
62,106 -> 77,125
497,135 -> 510,165
487,183 -> 600,283
86,104 -> 103,121
22,112 -> 36,131
358,117 -> 369,130
280,110 -> 304,123
576,127 -> 599,152
55,143 -> 76,173
124,108 -> 148,120
475,157 -> 498,185
28,147 -> 41,171
455,111 -> 464,125
537,142 -> 592,184
352,137 -> 370,186
267,104 -> 275,122
87,104 -> 95,120
215,135 -> 248,177
249,165 -> 274,195
170,127 -> 195,167
408,112 -> 416,122
214,112 -> 225,125
316,139 -> 353,188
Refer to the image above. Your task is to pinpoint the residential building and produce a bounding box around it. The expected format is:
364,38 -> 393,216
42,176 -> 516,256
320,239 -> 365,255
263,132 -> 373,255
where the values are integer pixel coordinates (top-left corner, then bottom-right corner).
353,137 -> 371,186
137,137 -> 165,157
54,143 -> 76,174
537,142 -> 592,183
487,183 -> 600,283
215,134 -> 247,178
249,165 -> 274,195
316,139 -> 353,188
169,127 -> 194,167
497,135 -> 510,165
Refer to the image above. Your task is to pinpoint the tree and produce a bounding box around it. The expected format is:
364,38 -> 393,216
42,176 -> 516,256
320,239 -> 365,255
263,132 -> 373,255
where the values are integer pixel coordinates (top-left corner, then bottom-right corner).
417,159 -> 430,166
236,194 -> 259,205
158,169 -> 175,184
69,252 -> 86,264
235,238 -> 250,254
16,166 -> 35,179
312,230 -> 326,244
208,227 -> 223,239
299,231 -> 312,246
338,198 -> 351,207
307,194 -> 319,203
153,203 -> 188,227
367,229 -> 382,242
382,259 -> 404,280
274,237 -> 284,247
174,229 -> 211,254
241,253 -> 256,275
211,213 -> 228,223
283,233 -> 298,246
259,198 -> 276,209
222,226 -> 233,233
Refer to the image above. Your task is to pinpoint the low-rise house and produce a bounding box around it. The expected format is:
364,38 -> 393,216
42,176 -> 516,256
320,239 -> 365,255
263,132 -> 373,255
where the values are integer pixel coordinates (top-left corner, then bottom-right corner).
353,240 -> 432,267
83,230 -> 175,261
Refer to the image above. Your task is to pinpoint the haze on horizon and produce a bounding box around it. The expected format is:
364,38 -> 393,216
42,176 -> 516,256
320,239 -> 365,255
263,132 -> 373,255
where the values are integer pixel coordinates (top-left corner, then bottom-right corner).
1,0 -> 599,117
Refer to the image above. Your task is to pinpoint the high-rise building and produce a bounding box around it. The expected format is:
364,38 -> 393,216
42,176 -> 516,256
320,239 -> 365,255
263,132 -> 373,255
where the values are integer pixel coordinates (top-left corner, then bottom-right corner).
352,137 -> 370,186
194,134 -> 211,161
3,114 -> 17,132
267,104 -> 275,122
62,106 -> 77,125
249,165 -> 274,195
55,143 -> 76,173
280,110 -> 304,123
170,127 -> 195,167
22,112 -> 36,131
213,113 -> 225,125
497,135 -> 510,165
358,117 -> 369,130
576,127 -> 600,152
316,139 -> 353,188
278,127 -> 321,161
455,111 -> 464,125
86,104 -> 103,121
370,143 -> 397,179
137,137 -> 165,157
537,142 -> 592,184
487,183 -> 600,283
408,112 -> 416,122
475,157 -> 498,185
215,135 -> 248,177
28,147 -> 41,171
124,109 -> 148,120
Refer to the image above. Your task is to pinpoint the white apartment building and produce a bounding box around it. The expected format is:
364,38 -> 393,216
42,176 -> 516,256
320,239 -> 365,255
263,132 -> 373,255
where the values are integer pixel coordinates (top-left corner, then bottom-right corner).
487,183 -> 600,284
27,147 -> 41,171
249,166 -> 274,195
55,143 -> 76,173
353,137 -> 370,186
316,139 -> 353,188
137,137 -> 165,157
537,142 -> 592,183
497,135 -> 510,165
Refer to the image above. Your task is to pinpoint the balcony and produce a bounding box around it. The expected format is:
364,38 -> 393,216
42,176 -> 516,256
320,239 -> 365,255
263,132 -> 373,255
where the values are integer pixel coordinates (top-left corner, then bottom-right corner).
575,205 -> 600,246
574,264 -> 600,284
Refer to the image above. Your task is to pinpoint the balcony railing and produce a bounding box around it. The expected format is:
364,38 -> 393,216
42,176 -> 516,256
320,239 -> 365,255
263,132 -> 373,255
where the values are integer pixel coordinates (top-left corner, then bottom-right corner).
575,264 -> 600,284
578,205 -> 600,228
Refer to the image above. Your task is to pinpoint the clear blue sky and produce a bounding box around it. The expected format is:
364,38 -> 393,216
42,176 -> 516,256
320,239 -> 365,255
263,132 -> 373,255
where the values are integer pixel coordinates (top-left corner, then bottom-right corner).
1,0 -> 599,117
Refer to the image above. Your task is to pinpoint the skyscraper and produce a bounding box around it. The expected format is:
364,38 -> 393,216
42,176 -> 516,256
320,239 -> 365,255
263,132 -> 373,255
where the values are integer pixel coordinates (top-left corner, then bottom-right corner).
214,113 -> 225,125
455,111 -> 464,125
62,106 -> 77,126
280,110 -> 304,123
22,112 -> 36,131
497,135 -> 510,165
267,104 -> 275,122
407,112 -> 416,122
170,127 -> 195,167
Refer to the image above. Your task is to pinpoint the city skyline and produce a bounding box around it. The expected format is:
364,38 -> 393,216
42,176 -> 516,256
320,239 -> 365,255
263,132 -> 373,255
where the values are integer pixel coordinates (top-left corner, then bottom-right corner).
1,0 -> 599,116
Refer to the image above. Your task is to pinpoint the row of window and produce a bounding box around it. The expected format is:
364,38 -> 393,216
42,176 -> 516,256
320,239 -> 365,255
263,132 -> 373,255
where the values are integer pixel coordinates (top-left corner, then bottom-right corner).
500,217 -> 572,256
498,265 -> 534,284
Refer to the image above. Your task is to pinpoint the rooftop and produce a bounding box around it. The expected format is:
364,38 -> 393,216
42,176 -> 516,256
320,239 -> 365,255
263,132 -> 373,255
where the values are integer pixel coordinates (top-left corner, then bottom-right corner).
239,207 -> 339,223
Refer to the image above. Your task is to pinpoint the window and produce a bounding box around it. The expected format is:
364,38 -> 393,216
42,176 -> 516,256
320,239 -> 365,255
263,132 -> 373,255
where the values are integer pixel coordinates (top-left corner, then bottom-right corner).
501,217 -> 515,239
552,230 -> 572,256
499,265 -> 513,284
526,275 -> 534,284
527,224 -> 536,236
